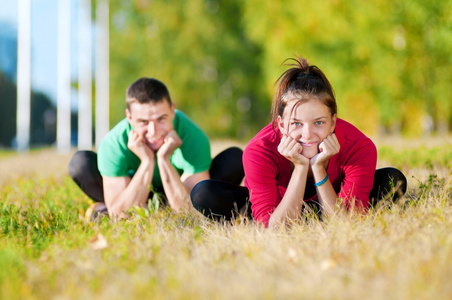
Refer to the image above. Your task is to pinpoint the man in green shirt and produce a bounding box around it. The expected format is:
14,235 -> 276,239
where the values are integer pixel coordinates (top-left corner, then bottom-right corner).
69,78 -> 243,219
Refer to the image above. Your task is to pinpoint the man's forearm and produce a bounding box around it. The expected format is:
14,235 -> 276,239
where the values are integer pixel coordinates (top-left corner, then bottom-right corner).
157,158 -> 191,212
109,161 -> 154,217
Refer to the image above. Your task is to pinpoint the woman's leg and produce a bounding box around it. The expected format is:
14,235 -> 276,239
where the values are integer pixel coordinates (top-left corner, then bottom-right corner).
191,179 -> 250,221
369,167 -> 407,206
68,151 -> 104,202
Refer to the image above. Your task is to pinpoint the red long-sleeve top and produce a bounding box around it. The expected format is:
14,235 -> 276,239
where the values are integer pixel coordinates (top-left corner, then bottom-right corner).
243,118 -> 377,227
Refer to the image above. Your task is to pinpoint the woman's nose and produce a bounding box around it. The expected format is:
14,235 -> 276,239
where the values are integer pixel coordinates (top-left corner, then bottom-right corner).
302,124 -> 313,139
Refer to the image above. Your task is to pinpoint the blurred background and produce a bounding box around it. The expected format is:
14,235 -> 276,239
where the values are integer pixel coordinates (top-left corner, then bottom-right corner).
1,0 -> 451,151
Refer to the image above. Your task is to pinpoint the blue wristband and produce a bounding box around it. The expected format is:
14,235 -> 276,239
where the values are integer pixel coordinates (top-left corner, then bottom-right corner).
314,174 -> 329,187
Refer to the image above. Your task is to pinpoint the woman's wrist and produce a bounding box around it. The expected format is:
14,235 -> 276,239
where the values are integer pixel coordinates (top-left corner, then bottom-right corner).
311,164 -> 326,175
314,173 -> 329,187
293,163 -> 310,173
311,165 -> 327,184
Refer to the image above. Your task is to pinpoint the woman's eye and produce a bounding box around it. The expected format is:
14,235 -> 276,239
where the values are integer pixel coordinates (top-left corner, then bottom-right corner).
315,121 -> 324,125
291,122 -> 301,126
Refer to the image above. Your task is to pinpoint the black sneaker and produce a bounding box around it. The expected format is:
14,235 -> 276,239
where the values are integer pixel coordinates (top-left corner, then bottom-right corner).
84,202 -> 109,221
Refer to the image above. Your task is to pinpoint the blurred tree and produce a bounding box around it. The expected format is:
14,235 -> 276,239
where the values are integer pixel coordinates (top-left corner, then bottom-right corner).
0,72 -> 16,147
0,72 -> 56,147
109,0 -> 267,140
30,92 -> 56,145
108,0 -> 452,138
392,0 -> 452,135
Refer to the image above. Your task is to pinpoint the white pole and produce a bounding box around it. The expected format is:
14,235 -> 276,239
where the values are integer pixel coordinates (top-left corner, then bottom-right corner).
57,0 -> 72,153
17,0 -> 31,152
95,0 -> 109,149
78,0 -> 92,150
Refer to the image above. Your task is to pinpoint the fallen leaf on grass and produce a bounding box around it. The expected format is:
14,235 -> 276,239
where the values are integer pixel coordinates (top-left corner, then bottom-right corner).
89,234 -> 108,250
287,247 -> 298,263
320,259 -> 337,271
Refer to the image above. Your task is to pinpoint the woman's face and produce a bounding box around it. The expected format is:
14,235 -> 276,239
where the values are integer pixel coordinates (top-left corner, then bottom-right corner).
277,97 -> 337,159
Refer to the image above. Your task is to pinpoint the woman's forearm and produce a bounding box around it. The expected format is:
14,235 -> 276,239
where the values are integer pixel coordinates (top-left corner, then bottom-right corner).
312,166 -> 340,217
268,165 -> 309,227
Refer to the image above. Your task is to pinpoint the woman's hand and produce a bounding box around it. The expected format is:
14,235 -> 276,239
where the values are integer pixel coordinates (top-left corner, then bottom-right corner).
310,133 -> 340,167
278,133 -> 310,166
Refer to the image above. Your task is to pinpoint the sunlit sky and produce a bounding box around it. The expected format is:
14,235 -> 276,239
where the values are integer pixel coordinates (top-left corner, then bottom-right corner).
0,0 -> 79,104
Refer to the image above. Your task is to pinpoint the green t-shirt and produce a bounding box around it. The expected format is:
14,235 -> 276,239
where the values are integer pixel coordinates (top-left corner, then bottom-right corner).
97,109 -> 211,189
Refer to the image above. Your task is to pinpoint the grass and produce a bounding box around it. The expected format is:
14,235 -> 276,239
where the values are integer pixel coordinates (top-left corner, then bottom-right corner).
0,149 -> 15,160
0,141 -> 451,299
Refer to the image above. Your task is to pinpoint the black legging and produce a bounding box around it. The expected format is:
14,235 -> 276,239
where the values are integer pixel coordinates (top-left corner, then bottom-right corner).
68,146 -> 245,203
191,164 -> 408,221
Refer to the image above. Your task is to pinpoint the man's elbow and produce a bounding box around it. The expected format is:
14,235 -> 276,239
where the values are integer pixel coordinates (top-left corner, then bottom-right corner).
169,194 -> 193,213
105,199 -> 136,220
106,203 -> 126,220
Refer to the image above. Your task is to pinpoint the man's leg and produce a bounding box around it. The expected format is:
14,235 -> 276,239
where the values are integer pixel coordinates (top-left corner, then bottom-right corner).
369,167 -> 407,207
191,146 -> 250,221
69,151 -> 108,219
191,179 -> 250,221
209,146 -> 245,185
69,150 -> 104,202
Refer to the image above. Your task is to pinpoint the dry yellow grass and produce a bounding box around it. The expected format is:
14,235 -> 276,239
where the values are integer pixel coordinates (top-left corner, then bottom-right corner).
0,138 -> 451,300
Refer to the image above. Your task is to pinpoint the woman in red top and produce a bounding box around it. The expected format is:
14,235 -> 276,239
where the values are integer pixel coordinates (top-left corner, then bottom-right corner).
191,56 -> 407,226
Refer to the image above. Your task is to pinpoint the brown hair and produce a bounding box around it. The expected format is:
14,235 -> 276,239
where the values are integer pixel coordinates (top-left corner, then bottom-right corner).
126,77 -> 172,110
271,56 -> 337,128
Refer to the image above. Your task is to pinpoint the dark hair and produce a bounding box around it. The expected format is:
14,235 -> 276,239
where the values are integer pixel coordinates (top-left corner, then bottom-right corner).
271,56 -> 337,128
126,77 -> 172,110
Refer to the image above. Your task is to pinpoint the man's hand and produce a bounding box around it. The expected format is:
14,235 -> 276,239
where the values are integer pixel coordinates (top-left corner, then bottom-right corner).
278,133 -> 310,166
310,133 -> 340,167
157,130 -> 182,161
127,129 -> 155,163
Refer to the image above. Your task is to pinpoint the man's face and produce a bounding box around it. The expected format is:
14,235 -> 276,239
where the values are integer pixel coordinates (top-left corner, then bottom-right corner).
126,100 -> 175,151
